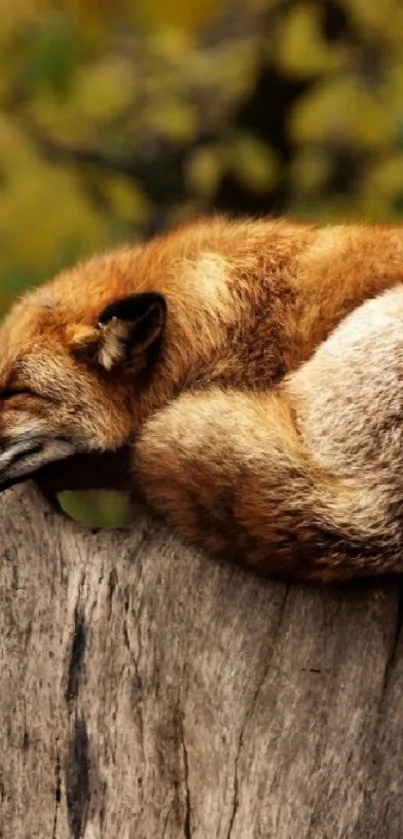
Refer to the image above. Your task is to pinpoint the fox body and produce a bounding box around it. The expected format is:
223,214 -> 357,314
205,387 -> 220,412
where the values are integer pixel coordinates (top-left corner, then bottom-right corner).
2,217 -> 403,580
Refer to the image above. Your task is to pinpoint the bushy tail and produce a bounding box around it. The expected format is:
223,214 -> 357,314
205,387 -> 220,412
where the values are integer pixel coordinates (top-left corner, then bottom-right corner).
134,388 -> 400,582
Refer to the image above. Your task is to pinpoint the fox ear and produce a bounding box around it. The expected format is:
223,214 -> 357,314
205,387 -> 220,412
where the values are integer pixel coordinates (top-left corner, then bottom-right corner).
70,293 -> 167,371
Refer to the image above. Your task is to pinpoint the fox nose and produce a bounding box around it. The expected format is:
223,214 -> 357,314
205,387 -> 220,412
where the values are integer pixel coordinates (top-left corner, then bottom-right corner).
0,432 -> 78,492
0,435 -> 44,489
0,436 -> 42,469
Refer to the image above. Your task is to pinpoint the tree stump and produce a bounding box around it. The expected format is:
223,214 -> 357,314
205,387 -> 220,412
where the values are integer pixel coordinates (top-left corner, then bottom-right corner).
1,483 -> 403,838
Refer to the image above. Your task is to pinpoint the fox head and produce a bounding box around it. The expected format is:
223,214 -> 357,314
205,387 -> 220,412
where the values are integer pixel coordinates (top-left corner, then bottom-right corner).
0,216 -> 308,494
0,249 -> 169,494
0,216 -> 247,494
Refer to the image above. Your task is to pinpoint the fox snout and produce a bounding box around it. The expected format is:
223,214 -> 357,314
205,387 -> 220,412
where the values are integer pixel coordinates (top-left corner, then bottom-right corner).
0,430 -> 76,492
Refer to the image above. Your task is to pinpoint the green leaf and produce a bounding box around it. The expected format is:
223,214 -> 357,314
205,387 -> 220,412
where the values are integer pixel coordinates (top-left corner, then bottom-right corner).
22,16 -> 79,99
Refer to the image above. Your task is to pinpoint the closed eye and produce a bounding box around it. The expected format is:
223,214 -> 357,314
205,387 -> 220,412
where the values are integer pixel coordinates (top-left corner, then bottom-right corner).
0,387 -> 41,401
0,387 -> 62,405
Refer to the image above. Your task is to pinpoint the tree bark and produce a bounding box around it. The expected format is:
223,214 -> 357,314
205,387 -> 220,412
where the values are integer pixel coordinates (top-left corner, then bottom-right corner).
1,484 -> 403,839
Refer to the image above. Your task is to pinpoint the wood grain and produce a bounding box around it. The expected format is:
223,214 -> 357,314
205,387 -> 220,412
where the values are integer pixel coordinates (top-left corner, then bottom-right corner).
1,483 -> 402,838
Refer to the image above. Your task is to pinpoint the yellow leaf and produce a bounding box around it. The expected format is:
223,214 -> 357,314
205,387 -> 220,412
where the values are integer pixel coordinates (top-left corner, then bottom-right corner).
151,26 -> 194,61
145,99 -> 196,142
290,149 -> 332,193
143,0 -> 216,33
290,78 -> 395,148
58,490 -> 135,527
73,57 -> 135,121
29,90 -> 99,145
275,3 -> 344,77
342,0 -> 403,41
0,118 -> 105,271
104,176 -> 149,222
228,136 -> 278,193
360,156 -> 403,222
187,146 -> 223,197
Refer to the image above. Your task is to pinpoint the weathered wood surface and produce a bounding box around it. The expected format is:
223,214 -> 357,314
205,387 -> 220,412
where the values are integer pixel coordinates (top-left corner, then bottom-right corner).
1,483 -> 403,839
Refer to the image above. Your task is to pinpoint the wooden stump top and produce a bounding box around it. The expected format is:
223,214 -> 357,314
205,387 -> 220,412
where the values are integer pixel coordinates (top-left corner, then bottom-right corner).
1,484 -> 402,838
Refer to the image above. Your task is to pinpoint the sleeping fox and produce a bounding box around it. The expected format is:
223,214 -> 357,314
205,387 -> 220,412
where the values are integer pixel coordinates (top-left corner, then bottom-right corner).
1,216 -> 403,581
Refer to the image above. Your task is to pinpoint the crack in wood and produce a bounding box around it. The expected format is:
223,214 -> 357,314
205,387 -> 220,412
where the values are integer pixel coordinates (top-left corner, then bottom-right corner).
181,726 -> 191,839
382,583 -> 403,695
52,749 -> 61,839
65,717 -> 90,839
65,610 -> 87,705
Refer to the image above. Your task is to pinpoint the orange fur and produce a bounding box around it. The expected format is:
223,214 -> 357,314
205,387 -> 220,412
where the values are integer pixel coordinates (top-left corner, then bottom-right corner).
2,216 -> 403,581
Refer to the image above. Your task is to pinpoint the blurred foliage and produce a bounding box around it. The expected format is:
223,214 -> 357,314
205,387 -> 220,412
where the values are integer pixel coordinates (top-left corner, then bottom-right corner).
1,0 -> 403,524
58,490 -> 136,528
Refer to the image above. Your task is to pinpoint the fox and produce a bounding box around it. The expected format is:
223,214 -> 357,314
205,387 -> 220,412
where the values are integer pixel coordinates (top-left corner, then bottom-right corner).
2,216 -> 403,581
